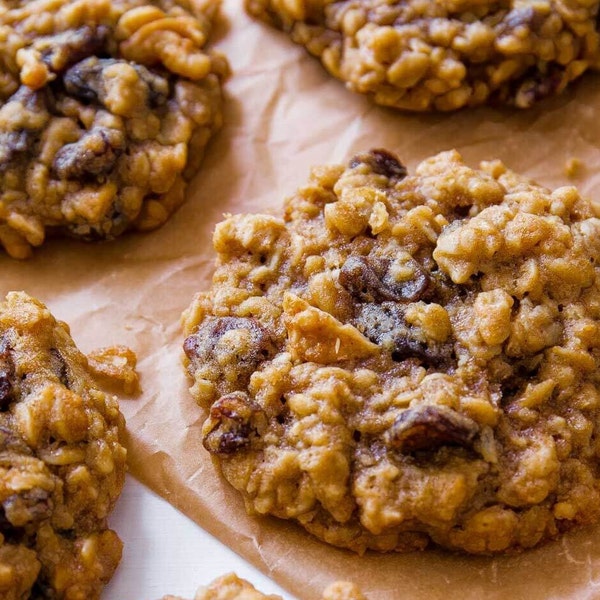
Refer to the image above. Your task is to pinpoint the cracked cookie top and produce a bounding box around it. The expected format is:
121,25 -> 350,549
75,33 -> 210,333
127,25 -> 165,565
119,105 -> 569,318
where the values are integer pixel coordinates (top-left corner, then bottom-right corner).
183,148 -> 600,554
0,0 -> 228,258
246,0 -> 600,110
0,292 -> 133,599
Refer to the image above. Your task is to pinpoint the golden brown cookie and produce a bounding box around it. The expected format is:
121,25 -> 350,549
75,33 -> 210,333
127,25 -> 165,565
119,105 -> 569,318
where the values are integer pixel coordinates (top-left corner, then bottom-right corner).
0,292 -> 133,598
161,573 -> 365,600
161,573 -> 282,600
183,148 -> 600,554
246,0 -> 600,111
0,0 -> 228,258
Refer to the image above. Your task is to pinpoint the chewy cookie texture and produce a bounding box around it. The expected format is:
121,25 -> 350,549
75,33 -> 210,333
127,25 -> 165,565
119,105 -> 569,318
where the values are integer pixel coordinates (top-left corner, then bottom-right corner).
161,573 -> 366,600
184,148 -> 600,555
246,0 -> 600,111
0,0 -> 228,258
0,292 -> 134,599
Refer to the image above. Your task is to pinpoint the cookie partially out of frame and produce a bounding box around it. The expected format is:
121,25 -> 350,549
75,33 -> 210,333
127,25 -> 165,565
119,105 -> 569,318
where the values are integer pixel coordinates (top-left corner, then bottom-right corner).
0,0 -> 228,258
183,148 -> 600,554
161,573 -> 366,600
0,292 -> 133,598
246,0 -> 600,111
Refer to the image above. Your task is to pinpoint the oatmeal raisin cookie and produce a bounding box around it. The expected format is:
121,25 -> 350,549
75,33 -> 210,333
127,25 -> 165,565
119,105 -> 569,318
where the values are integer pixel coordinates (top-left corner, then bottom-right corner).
184,148 -> 600,554
0,292 -> 132,598
0,0 -> 228,258
161,573 -> 365,600
246,0 -> 600,110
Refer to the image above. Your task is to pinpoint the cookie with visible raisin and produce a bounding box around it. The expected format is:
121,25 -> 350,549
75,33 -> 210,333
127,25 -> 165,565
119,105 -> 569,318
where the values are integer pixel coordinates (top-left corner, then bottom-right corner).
0,292 -> 135,598
183,148 -> 600,554
246,0 -> 600,111
160,573 -> 365,600
0,0 -> 228,258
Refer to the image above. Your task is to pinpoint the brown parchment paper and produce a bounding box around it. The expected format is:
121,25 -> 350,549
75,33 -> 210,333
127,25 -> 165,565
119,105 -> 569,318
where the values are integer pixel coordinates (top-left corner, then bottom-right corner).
3,2 -> 600,599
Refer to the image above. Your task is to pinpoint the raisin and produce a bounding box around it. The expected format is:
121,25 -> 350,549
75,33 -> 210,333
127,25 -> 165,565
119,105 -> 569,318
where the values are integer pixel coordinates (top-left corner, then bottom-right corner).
339,255 -> 430,303
423,269 -> 462,305
349,149 -> 408,182
0,340 -> 14,410
386,405 -> 479,453
356,303 -> 454,368
0,130 -> 31,166
0,425 -> 30,454
513,67 -> 563,109
0,88 -> 47,168
64,57 -> 169,108
39,25 -> 108,74
184,316 -> 277,387
2,489 -> 52,527
52,126 -> 125,179
202,392 -> 267,455
49,348 -> 69,388
497,7 -> 544,36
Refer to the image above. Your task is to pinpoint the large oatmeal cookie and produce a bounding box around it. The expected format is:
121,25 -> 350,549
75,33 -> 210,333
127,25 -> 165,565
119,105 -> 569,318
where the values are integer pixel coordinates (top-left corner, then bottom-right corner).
183,148 -> 600,554
246,0 -> 600,111
0,0 -> 228,259
0,292 -> 131,598
161,573 -> 366,600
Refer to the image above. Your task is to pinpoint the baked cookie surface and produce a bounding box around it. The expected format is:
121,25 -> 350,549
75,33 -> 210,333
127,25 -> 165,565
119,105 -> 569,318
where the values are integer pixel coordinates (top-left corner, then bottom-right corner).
161,573 -> 365,600
0,292 -> 130,598
184,148 -> 600,554
246,0 -> 600,111
160,573 -> 283,600
0,0 -> 228,258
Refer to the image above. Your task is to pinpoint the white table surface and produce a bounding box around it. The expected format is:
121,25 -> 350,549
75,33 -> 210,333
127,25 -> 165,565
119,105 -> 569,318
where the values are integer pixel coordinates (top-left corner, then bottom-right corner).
103,475 -> 291,599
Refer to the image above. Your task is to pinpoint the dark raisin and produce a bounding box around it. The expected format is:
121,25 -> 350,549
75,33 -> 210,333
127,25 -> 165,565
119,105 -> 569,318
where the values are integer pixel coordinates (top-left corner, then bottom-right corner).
64,57 -> 170,108
0,378 -> 10,410
0,130 -> 30,166
0,340 -> 14,411
184,316 -> 277,388
386,405 -> 479,453
0,88 -> 47,168
49,348 -> 69,388
2,488 -> 52,527
513,67 -> 563,109
497,6 -> 544,35
39,25 -> 108,74
0,425 -> 30,454
52,126 -> 125,179
391,337 -> 433,362
349,149 -> 408,182
339,255 -> 430,303
202,392 -> 267,455
356,303 -> 455,368
421,270 -> 461,305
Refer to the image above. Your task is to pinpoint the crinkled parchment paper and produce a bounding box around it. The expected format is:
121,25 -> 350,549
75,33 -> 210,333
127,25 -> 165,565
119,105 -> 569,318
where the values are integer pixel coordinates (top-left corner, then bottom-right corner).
3,2 -> 600,599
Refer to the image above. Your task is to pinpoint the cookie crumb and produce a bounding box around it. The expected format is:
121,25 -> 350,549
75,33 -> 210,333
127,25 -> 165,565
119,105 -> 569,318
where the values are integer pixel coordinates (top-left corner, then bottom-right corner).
565,157 -> 584,179
87,344 -> 140,395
